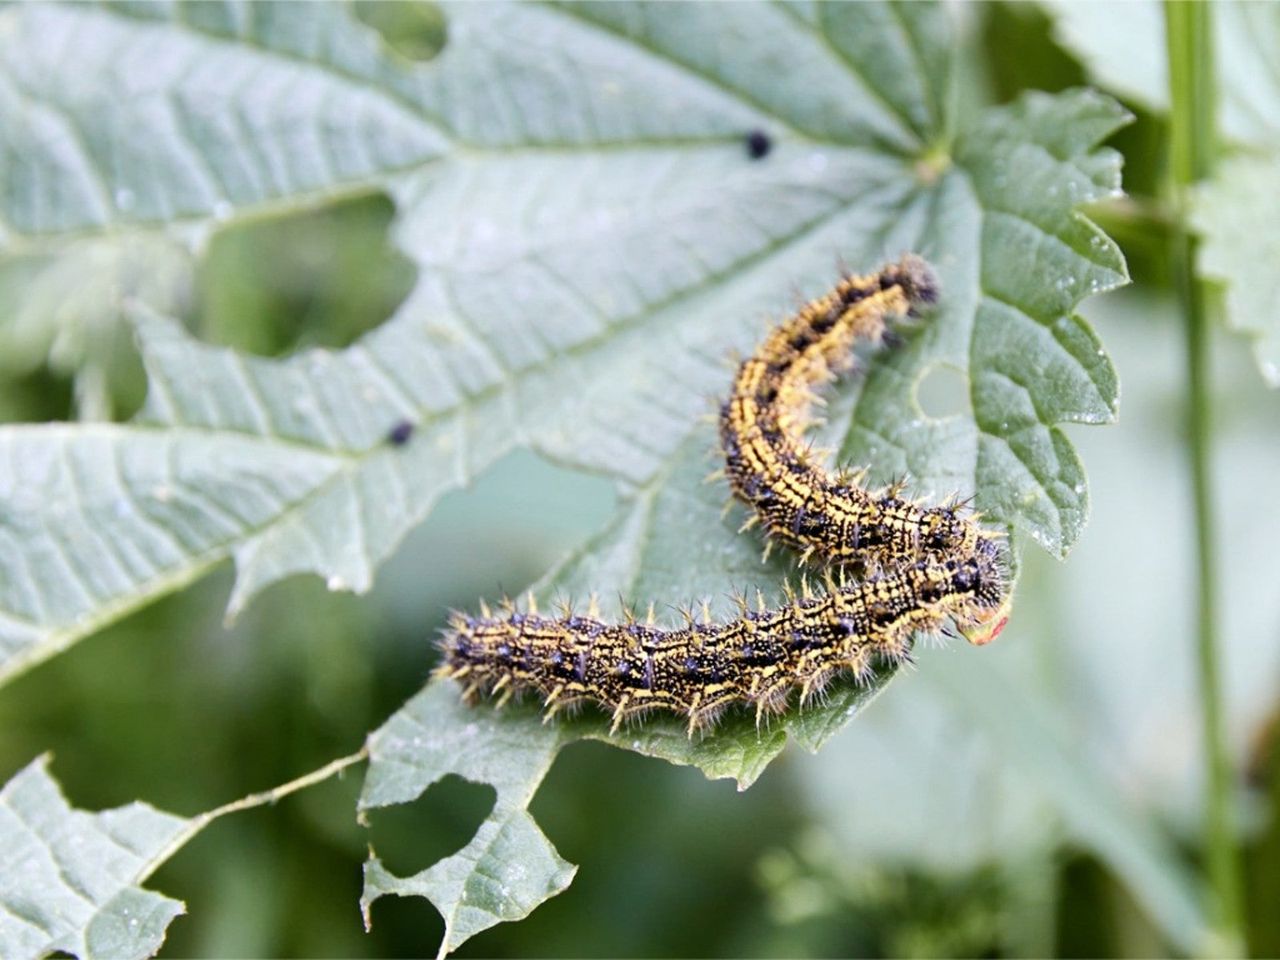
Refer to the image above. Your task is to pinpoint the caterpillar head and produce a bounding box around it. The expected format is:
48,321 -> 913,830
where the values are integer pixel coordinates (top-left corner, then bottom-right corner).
959,593 -> 1012,646
886,253 -> 939,307
953,537 -> 1012,645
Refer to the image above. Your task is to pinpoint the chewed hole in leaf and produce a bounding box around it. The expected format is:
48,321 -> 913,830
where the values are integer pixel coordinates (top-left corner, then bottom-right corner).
0,362 -> 76,423
364,775 -> 497,877
0,235 -> 187,421
354,1 -> 449,63
914,362 -> 972,420
365,894 -> 448,954
196,192 -> 417,357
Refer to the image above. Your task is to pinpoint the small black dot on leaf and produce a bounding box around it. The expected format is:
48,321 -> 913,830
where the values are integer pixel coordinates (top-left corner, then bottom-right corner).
387,419 -> 415,446
744,129 -> 772,160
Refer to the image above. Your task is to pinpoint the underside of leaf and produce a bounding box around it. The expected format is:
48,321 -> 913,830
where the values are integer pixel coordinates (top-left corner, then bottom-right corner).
0,3 -> 1133,956
0,756 -> 190,960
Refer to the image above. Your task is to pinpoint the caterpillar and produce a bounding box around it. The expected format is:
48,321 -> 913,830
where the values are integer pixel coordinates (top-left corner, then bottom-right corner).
437,255 -> 1012,735
441,544 -> 1006,735
719,253 -> 994,569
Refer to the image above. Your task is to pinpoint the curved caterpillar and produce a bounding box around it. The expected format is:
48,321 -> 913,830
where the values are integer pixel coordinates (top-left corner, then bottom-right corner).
438,256 -> 1012,735
719,253 -> 992,569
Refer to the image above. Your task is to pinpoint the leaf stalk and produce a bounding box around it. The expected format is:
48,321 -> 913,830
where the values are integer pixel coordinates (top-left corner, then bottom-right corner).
139,745 -> 370,885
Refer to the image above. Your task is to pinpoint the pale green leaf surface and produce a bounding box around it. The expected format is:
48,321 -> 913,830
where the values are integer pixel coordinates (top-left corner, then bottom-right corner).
0,2 -> 1133,955
0,4 -> 446,238
1192,156 -> 1280,386
1046,0 -> 1280,151
0,2 -> 1123,680
360,684 -> 575,959
358,22 -> 1126,953
0,413 -> 343,680
1,1 -> 968,684
1045,0 -> 1280,386
0,756 -> 189,960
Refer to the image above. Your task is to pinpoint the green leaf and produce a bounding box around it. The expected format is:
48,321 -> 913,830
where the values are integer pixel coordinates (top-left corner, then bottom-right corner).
1192,155 -> 1280,386
359,670 -> 885,957
360,684 -> 575,959
1046,0 -> 1280,151
363,686 -> 578,957
0,3 -> 448,237
843,88 -> 1125,555
0,756 -> 190,960
1046,0 -> 1280,386
353,8 -> 1124,951
0,1 -> 1122,676
0,0 -> 979,683
0,2 -> 1131,954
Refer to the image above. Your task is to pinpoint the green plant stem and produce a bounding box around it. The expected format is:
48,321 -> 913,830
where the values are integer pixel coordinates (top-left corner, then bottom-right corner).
1175,220 -> 1242,957
1164,3 -> 1244,955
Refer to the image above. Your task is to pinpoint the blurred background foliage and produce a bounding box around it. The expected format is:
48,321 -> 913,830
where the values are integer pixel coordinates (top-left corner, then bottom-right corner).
1,2 -> 1279,957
